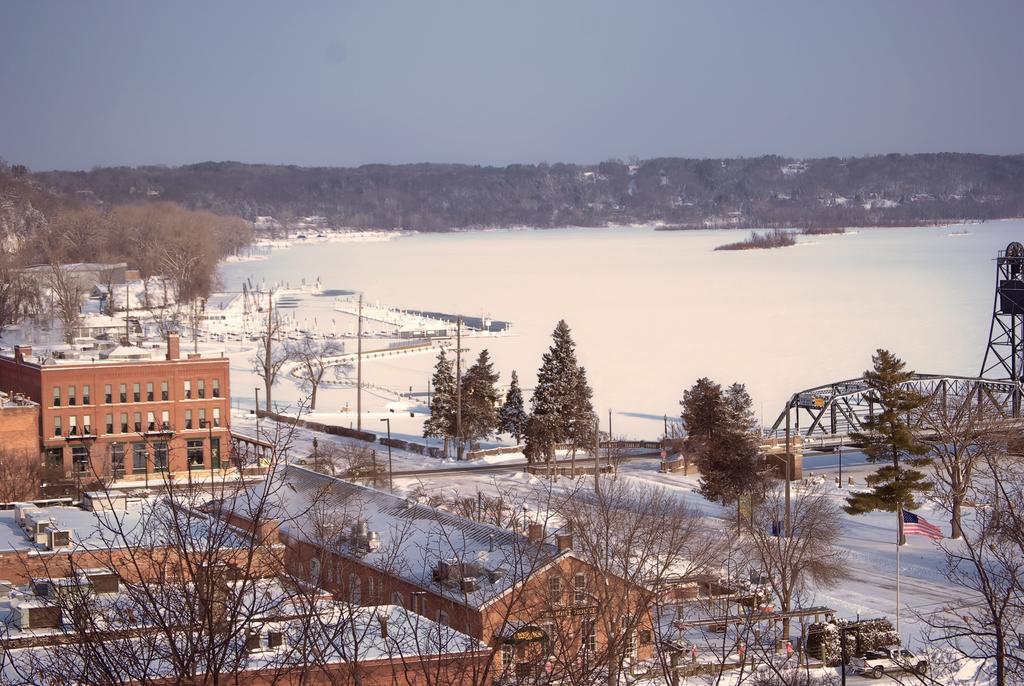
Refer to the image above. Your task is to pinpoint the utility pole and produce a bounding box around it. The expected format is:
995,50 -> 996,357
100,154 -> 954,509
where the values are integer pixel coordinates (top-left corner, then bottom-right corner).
356,293 -> 363,431
124,282 -> 130,343
380,418 -> 393,492
455,316 -> 463,460
784,401 -> 792,538
594,417 -> 600,494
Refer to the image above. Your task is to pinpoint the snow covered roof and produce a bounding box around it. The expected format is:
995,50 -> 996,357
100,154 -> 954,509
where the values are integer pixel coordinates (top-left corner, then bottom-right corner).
227,466 -> 561,609
0,498 -> 248,555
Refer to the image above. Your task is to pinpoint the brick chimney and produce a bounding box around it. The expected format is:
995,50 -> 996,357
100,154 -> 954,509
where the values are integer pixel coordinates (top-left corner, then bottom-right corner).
166,333 -> 180,361
527,522 -> 545,543
556,533 -> 573,552
13,345 -> 31,364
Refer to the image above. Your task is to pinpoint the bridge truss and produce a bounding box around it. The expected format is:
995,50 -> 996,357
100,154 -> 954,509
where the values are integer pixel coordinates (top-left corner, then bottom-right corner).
768,374 -> 1024,445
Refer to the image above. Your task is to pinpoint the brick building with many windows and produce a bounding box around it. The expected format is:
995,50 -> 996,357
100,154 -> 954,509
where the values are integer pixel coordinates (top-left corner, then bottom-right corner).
0,333 -> 231,481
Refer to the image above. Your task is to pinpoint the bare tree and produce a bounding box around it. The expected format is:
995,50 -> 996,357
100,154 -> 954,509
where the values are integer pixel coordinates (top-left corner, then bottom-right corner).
0,253 -> 39,337
251,293 -> 287,414
744,483 -> 847,644
921,391 -> 999,539
920,449 -> 1024,686
46,263 -> 87,343
555,478 -> 720,686
286,334 -> 344,411
0,448 -> 48,502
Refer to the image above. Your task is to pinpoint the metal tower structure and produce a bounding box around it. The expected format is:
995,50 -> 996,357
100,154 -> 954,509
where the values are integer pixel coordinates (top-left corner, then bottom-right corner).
981,241 -> 1024,416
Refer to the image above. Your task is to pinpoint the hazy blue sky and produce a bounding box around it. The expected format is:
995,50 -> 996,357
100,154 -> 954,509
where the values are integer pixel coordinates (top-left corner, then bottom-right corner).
2,1 -> 1022,170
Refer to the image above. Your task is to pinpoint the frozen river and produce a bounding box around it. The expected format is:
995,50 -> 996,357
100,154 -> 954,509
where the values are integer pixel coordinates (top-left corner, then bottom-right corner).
220,221 -> 1023,439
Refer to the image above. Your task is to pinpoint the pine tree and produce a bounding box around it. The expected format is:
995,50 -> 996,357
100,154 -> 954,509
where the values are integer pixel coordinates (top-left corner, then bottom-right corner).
682,379 -> 762,530
680,377 -> 725,453
844,349 -> 933,544
530,320 -> 596,461
459,349 -> 500,448
423,348 -> 456,456
498,370 -> 529,443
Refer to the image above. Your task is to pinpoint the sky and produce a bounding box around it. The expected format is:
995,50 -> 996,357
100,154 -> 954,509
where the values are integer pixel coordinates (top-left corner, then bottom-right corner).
1,1 -> 1023,171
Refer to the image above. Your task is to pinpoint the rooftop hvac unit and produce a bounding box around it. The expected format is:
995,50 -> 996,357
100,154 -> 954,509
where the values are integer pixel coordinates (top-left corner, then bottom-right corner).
267,631 -> 285,648
13,503 -> 38,527
23,512 -> 55,541
14,601 -> 61,630
46,528 -> 72,550
366,531 -> 381,551
460,577 -> 479,593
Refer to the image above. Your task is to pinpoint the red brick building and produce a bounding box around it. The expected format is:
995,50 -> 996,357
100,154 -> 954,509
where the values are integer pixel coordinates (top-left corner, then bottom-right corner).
0,392 -> 40,458
0,333 -> 231,480
228,466 -> 656,681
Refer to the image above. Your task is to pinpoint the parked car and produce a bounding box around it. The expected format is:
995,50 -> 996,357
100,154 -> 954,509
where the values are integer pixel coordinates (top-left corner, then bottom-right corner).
850,647 -> 928,679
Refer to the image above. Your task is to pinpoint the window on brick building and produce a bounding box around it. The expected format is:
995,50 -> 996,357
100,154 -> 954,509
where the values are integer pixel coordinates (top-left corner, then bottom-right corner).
52,386 -> 61,407
549,576 -> 563,605
187,439 -> 204,467
82,385 -> 90,405
132,443 -> 147,474
147,412 -> 156,431
184,381 -> 192,400
161,410 -> 170,430
45,447 -> 63,469
105,413 -> 114,434
185,410 -> 193,430
199,408 -> 206,428
213,407 -> 221,428
392,592 -> 403,607
500,644 -> 513,670
120,413 -> 129,434
83,414 -> 91,435
197,380 -> 205,399
67,385 -> 76,406
133,383 -> 140,402
68,415 -> 78,436
349,574 -> 362,605
573,573 -> 587,604
110,443 -> 125,478
154,442 -> 168,471
53,416 -> 62,436
146,382 -> 154,402
133,412 -> 142,433
104,384 -> 112,404
212,379 -> 220,398
119,384 -> 127,403
583,619 -> 596,652
71,446 -> 89,474
161,380 -> 169,401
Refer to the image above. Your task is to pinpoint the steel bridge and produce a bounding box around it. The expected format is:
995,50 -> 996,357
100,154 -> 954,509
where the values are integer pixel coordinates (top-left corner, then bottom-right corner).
769,242 -> 1024,449
767,374 -> 1024,449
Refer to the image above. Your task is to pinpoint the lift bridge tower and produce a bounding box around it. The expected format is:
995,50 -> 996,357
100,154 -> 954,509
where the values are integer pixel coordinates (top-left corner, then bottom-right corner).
981,241 -> 1024,416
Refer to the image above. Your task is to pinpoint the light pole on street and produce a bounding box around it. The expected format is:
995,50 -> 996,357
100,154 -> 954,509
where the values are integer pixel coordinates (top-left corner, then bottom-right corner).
380,417 -> 393,492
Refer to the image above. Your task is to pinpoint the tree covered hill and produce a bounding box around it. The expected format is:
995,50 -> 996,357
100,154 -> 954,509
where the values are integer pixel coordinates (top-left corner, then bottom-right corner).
27,153 -> 1024,231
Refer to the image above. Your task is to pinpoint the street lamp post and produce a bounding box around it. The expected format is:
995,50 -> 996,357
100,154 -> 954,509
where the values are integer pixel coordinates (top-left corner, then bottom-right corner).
837,436 -> 843,488
255,387 -> 261,436
380,417 -> 393,492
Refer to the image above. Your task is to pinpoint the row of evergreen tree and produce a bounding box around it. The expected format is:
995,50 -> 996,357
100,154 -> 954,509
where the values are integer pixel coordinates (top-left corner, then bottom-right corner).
423,320 -> 595,462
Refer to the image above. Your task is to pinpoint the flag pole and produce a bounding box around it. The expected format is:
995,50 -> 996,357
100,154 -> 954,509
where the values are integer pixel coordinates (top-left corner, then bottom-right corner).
896,506 -> 901,635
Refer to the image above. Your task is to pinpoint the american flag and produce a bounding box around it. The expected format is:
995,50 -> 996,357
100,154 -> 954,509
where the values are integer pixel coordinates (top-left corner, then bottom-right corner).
902,510 -> 943,540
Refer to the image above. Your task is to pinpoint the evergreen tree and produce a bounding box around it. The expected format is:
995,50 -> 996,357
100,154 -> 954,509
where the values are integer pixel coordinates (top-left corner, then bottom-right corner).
498,370 -> 529,443
845,349 -> 933,544
530,320 -> 596,461
523,414 -> 558,465
423,348 -> 456,456
680,377 -> 725,453
682,379 -> 762,530
459,349 -> 500,448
